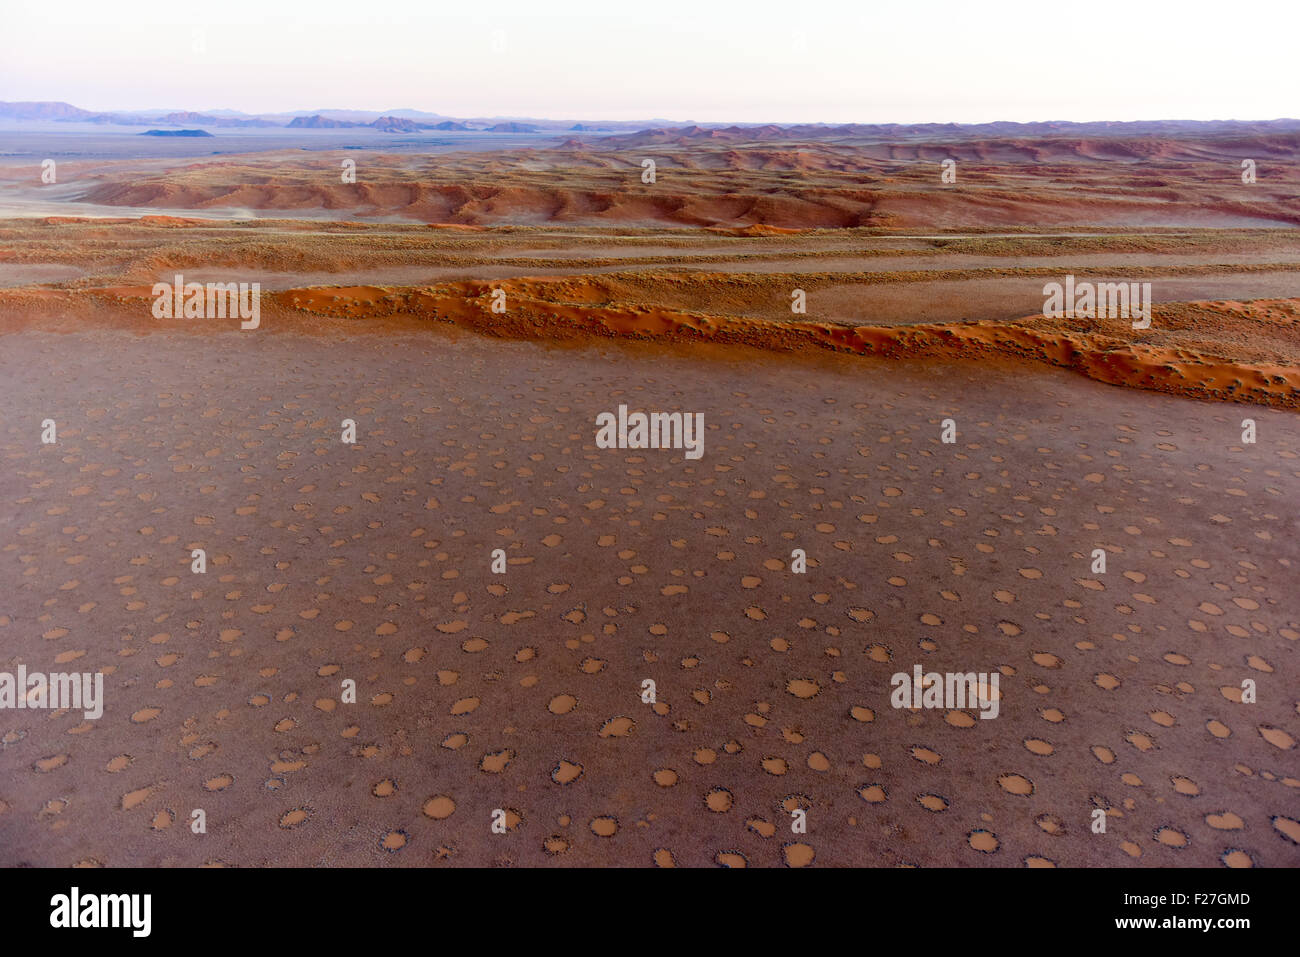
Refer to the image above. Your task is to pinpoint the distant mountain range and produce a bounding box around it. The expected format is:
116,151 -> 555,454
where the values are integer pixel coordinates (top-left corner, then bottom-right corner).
284,114 -> 541,133
3,102 -> 1298,142
0,101 -> 650,133
593,119 -> 1300,148
139,129 -> 214,137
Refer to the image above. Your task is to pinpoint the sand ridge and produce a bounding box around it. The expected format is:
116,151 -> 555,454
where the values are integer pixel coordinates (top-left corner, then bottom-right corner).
4,278 -> 1294,408
281,281 -> 1300,407
4,130 -> 1298,228
1,214 -> 1298,407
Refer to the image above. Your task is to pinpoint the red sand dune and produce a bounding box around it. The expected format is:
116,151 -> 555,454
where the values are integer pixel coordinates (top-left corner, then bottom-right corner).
51,131 -> 1299,229
4,278 -> 1293,407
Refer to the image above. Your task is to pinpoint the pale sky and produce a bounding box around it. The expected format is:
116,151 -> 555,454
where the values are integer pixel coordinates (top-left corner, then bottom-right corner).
2,0 -> 1295,123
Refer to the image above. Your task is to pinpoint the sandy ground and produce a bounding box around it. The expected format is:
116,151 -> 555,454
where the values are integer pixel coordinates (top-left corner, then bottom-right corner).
0,326 -> 1296,867
0,127 -> 1296,868
3,217 -> 1298,407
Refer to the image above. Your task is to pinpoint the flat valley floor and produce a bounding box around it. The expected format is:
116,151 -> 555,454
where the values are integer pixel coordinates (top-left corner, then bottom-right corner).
1,327 -> 1296,867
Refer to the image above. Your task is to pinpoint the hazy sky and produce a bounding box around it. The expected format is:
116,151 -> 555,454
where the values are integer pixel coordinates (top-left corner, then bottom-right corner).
3,0 -> 1295,123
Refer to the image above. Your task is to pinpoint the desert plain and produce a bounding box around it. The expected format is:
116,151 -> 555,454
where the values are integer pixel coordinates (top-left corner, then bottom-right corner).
0,121 -> 1297,867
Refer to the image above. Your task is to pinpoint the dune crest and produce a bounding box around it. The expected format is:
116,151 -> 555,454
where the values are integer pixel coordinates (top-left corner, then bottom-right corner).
283,284 -> 1300,407
8,279 -> 1289,406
